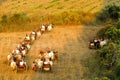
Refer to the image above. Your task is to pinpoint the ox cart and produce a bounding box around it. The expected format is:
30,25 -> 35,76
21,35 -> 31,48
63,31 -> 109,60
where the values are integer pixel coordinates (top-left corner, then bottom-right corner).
15,59 -> 28,72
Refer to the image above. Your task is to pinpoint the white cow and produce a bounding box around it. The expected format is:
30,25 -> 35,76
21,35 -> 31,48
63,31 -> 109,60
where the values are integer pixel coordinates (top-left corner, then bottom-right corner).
25,35 -> 30,41
36,30 -> 42,38
26,44 -> 31,50
7,54 -> 13,61
47,24 -> 53,31
41,24 -> 46,33
100,39 -> 108,48
10,60 -> 17,71
48,51 -> 54,60
35,58 -> 43,69
44,59 -> 53,66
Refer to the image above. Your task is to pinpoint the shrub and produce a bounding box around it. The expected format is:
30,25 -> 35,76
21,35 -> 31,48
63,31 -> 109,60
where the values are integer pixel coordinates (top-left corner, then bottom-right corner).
97,5 -> 120,22
104,72 -> 116,80
108,5 -> 120,20
113,45 -> 120,79
97,22 -> 120,44
97,43 -> 118,69
0,15 -> 8,25
105,27 -> 119,40
0,13 -> 32,32
10,13 -> 31,24
0,13 -> 31,25
94,7 -> 120,78
116,21 -> 120,29
115,60 -> 120,77
94,42 -> 120,79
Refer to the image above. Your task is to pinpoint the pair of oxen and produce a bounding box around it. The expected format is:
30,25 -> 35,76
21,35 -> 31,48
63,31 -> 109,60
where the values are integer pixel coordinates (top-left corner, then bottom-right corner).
32,48 -> 58,72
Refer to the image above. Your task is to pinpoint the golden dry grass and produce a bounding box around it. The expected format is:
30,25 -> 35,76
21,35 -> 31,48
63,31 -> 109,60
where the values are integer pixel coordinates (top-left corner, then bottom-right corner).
0,0 -> 105,20
0,0 -> 119,22
0,0 -> 103,32
0,0 -> 119,32
0,0 -> 119,18
0,25 -> 104,80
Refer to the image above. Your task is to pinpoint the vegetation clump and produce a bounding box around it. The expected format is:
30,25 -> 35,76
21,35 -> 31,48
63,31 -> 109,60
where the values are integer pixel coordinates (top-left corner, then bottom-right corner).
97,5 -> 120,23
87,4 -> 120,79
90,19 -> 120,80
0,13 -> 30,25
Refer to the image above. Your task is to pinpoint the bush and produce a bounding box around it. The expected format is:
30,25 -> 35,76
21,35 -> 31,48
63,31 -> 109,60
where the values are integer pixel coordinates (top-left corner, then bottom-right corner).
115,61 -> 120,77
97,43 -> 118,70
108,5 -> 120,20
97,22 -> 120,44
113,45 -> 120,79
104,27 -> 119,40
94,8 -> 120,78
93,43 -> 120,80
116,21 -> 120,29
0,15 -> 8,25
0,13 -> 31,25
10,13 -> 31,24
97,5 -> 120,22
0,13 -> 32,32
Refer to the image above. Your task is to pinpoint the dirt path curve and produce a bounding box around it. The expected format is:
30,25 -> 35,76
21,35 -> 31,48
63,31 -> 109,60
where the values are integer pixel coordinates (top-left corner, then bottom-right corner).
0,25 -> 103,80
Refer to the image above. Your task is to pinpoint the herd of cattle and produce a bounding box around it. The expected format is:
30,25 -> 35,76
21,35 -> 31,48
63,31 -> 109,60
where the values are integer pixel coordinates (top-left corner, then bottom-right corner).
7,24 -> 58,72
6,24 -> 108,73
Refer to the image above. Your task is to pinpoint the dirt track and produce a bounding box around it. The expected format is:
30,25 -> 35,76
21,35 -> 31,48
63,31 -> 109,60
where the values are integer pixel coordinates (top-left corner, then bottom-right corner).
0,25 -> 103,80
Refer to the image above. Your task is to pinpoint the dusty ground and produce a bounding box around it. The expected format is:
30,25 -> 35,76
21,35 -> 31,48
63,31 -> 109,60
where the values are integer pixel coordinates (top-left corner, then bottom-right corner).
0,25 -> 103,80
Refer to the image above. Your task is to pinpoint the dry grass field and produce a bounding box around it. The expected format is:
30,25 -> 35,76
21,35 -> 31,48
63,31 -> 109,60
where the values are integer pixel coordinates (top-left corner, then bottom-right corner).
0,0 -> 104,17
0,0 -> 119,32
0,25 -> 104,80
0,0 -> 119,18
0,0 -> 107,29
